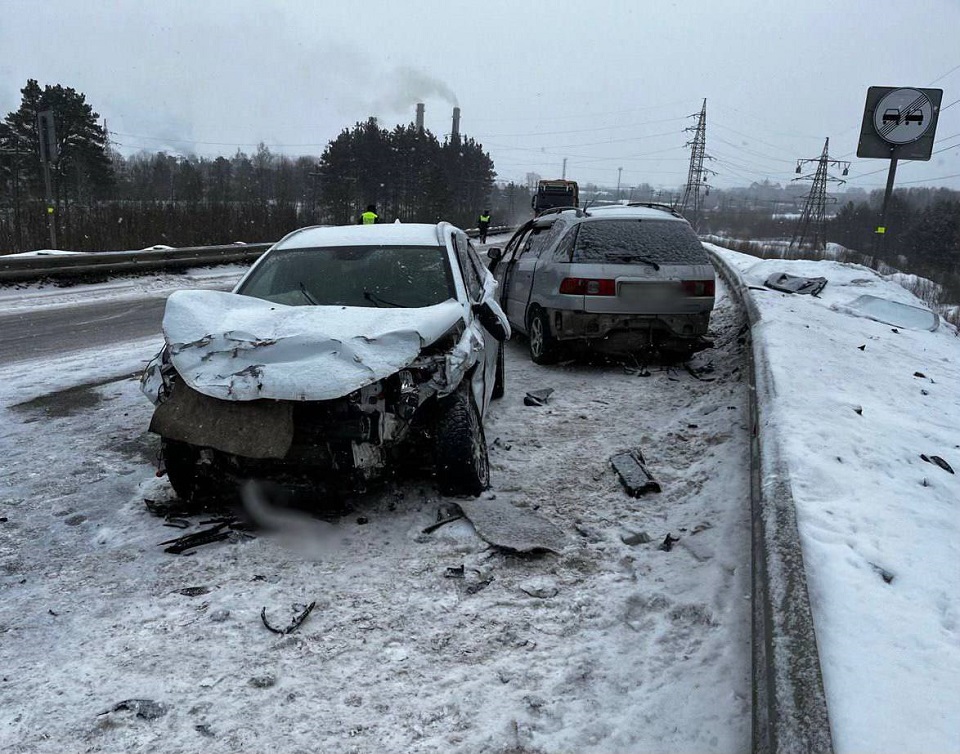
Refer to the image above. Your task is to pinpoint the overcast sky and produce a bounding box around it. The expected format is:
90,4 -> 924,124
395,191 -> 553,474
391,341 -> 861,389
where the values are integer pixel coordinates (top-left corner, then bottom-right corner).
2,0 -> 959,192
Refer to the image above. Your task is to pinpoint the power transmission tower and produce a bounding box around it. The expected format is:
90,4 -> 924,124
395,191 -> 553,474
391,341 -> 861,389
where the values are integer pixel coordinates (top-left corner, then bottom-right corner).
676,98 -> 714,230
790,137 -> 850,251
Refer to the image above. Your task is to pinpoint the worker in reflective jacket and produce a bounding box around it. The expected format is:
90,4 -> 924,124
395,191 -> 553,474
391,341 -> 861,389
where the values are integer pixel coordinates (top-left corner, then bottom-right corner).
477,209 -> 491,243
359,204 -> 379,225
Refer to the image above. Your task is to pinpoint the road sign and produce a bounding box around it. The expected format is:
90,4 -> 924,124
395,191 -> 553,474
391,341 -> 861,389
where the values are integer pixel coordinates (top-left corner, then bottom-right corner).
857,86 -> 942,160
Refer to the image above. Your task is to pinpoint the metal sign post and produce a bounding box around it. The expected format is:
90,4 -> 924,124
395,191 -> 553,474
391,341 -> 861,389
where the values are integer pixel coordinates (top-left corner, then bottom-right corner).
37,109 -> 58,249
857,86 -> 942,256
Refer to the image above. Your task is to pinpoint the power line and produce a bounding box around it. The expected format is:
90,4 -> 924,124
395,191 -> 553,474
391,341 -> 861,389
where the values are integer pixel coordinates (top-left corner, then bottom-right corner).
473,115 -> 688,139
791,138 -> 849,250
930,62 -> 960,85
676,99 -> 713,229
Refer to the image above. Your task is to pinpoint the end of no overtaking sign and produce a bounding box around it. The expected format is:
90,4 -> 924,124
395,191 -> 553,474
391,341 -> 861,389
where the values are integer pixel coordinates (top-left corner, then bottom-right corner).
857,86 -> 943,160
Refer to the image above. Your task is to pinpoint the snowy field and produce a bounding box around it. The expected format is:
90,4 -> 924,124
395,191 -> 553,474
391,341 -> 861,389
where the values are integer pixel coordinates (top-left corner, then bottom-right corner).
0,269 -> 752,751
709,245 -> 960,754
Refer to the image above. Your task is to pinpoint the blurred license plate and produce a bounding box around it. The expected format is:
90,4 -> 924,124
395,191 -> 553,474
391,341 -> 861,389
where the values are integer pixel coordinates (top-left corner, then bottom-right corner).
618,283 -> 676,302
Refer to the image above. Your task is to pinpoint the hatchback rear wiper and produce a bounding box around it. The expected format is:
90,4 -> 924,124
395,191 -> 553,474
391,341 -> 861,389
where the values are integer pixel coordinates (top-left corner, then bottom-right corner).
609,255 -> 660,270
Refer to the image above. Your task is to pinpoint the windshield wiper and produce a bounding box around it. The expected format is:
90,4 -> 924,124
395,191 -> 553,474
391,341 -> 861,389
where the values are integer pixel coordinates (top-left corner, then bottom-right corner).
608,254 -> 660,270
363,290 -> 404,308
298,282 -> 319,305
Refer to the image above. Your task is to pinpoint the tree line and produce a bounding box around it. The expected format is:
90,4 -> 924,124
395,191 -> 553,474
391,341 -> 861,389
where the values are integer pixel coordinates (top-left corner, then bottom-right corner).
0,80 -> 515,253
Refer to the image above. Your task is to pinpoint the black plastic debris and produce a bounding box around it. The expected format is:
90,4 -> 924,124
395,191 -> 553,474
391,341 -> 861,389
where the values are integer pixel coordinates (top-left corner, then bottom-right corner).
869,562 -> 895,584
611,450 -> 662,497
195,724 -> 215,738
524,388 -> 555,407
444,565 -> 465,579
853,406 -> 863,416
914,372 -> 927,378
920,454 -> 955,474
260,602 -> 316,635
159,520 -> 254,555
178,586 -> 210,597
98,699 -> 167,720
658,534 -> 680,552
857,344 -> 866,351
423,513 -> 465,534
764,272 -> 828,296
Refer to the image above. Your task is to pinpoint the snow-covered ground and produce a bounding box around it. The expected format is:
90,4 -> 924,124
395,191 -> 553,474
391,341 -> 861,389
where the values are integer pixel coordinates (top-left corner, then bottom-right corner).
0,275 -> 752,752
708,245 -> 960,754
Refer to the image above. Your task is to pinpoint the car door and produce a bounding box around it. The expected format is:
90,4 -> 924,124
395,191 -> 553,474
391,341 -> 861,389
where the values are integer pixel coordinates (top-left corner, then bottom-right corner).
504,222 -> 557,330
452,233 -> 495,413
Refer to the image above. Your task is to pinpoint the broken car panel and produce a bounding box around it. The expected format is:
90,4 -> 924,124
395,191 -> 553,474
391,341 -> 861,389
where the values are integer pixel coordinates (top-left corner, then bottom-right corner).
141,222 -> 510,499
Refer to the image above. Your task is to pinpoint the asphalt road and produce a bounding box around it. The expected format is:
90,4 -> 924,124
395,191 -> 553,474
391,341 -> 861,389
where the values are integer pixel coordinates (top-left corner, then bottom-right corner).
0,295 -> 169,365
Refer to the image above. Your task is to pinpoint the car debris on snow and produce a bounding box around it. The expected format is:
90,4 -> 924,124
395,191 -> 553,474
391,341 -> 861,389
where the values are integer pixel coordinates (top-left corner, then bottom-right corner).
621,530 -> 653,546
519,578 -> 559,599
658,533 -> 680,552
833,294 -> 940,331
260,601 -> 316,635
457,497 -> 567,553
920,454 -> 955,474
97,699 -> 168,721
177,586 -> 210,597
610,449 -> 662,496
523,387 -> 555,406
158,520 -> 254,555
764,272 -> 828,296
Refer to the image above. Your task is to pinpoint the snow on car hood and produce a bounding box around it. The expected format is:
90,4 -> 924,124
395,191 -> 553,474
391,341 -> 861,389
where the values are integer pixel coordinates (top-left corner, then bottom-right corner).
160,289 -> 464,401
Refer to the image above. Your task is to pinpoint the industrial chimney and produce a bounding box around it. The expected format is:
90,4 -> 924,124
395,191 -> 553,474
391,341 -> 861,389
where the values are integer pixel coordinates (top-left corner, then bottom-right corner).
451,107 -> 461,138
415,103 -> 425,132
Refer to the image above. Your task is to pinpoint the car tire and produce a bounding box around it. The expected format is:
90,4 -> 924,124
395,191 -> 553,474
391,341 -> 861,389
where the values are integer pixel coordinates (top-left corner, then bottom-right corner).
527,307 -> 559,365
435,384 -> 490,497
492,343 -> 505,400
162,439 -> 207,502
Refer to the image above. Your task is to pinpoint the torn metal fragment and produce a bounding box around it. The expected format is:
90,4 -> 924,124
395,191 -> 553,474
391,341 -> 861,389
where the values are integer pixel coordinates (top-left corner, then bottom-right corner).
611,450 -> 662,497
458,497 -> 567,553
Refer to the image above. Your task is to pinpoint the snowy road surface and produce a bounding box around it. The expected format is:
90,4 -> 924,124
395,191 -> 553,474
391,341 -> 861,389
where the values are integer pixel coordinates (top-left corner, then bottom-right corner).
0,278 -> 751,752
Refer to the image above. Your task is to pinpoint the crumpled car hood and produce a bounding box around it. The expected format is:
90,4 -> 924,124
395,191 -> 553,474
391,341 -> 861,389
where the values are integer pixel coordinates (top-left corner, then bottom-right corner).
160,289 -> 464,401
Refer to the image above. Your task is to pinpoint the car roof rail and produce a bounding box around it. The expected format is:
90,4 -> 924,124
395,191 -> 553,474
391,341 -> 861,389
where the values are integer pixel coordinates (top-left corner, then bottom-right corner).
535,206 -> 585,219
624,202 -> 685,218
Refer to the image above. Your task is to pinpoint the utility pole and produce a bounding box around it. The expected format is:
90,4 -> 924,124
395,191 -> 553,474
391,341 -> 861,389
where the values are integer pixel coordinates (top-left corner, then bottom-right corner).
37,110 -> 58,249
790,138 -> 850,251
676,99 -> 713,231
616,167 -> 623,201
561,157 -> 567,179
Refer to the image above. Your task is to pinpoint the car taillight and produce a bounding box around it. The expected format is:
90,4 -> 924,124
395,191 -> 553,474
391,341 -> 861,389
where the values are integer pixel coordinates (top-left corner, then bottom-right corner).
559,278 -> 617,296
680,279 -> 716,296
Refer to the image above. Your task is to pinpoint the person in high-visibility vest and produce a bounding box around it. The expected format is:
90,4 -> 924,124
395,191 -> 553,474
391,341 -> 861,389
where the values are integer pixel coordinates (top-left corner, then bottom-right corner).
477,209 -> 491,243
359,204 -> 379,225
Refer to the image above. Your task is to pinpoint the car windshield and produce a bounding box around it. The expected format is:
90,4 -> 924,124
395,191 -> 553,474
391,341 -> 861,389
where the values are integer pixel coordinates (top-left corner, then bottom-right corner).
572,220 -> 709,264
237,244 -> 456,308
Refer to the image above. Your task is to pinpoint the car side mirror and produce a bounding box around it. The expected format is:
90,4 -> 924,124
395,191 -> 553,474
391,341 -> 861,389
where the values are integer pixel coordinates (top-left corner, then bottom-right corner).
472,300 -> 508,342
487,247 -> 503,262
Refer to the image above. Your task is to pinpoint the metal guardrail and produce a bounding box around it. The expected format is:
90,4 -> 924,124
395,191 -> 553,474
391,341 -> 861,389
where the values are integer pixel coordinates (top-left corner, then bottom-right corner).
0,225 -> 521,284
705,247 -> 834,754
0,243 -> 274,283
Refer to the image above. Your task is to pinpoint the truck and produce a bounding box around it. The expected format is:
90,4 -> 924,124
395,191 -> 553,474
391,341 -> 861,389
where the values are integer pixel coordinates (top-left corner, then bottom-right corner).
532,179 -> 579,215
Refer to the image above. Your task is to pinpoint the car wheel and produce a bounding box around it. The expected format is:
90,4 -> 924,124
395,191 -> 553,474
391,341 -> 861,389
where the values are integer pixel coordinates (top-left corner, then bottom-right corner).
162,439 -> 208,502
492,343 -> 505,399
435,384 -> 490,496
527,307 -> 559,365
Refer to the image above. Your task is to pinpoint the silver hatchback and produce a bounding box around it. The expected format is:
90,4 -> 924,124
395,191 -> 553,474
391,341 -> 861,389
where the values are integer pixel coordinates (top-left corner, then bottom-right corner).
488,204 -> 715,363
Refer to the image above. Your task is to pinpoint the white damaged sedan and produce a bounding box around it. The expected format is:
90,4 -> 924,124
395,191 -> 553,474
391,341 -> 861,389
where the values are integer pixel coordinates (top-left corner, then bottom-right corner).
141,222 -> 510,500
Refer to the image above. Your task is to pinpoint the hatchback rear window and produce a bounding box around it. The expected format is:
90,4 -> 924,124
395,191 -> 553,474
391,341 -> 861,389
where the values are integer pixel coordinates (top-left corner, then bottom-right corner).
572,220 -> 708,264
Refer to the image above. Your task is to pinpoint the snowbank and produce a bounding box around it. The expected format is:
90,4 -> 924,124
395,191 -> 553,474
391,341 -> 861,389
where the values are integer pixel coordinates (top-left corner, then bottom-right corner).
708,244 -> 960,753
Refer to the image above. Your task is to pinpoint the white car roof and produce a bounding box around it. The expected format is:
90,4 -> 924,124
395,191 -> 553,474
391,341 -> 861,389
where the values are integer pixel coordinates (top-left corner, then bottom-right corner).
275,223 -> 448,250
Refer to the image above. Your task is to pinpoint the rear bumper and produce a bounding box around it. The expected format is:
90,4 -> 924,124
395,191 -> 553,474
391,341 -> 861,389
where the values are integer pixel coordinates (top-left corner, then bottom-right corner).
548,308 -> 711,350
